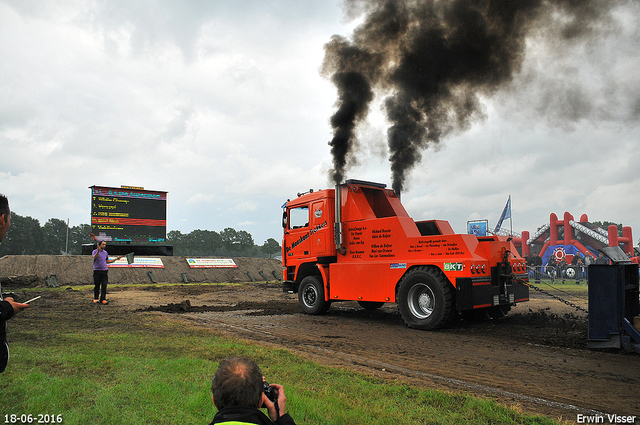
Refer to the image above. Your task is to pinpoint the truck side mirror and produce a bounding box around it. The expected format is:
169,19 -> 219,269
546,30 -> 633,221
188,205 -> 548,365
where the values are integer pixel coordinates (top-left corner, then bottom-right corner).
282,210 -> 288,229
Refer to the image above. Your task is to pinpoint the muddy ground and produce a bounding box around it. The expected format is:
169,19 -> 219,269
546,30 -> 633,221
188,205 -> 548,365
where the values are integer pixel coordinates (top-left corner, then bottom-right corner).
4,275 -> 639,424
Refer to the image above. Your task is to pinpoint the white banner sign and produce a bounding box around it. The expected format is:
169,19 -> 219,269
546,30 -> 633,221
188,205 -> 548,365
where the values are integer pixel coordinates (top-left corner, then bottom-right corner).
186,258 -> 237,268
109,257 -> 165,268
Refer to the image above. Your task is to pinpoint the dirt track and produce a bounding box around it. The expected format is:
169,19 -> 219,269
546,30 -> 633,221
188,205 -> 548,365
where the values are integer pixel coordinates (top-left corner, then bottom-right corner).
8,279 -> 638,424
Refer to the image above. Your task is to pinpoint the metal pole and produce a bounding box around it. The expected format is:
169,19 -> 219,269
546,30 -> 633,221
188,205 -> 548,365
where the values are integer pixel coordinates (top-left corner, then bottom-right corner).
65,218 -> 69,254
334,183 -> 344,254
509,195 -> 513,237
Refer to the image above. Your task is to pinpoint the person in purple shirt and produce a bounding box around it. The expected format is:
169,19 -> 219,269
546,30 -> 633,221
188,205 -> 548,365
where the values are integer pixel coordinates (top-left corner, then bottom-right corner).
92,241 -> 121,304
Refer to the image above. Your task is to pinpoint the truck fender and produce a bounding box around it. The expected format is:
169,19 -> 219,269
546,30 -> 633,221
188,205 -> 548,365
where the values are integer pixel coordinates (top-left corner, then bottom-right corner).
394,265 -> 452,300
316,264 -> 330,302
294,262 -> 319,286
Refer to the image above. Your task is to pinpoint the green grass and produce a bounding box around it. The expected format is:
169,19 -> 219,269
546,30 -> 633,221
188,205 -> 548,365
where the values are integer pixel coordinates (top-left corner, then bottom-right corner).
529,280 -> 588,293
0,288 -> 563,425
528,280 -> 589,304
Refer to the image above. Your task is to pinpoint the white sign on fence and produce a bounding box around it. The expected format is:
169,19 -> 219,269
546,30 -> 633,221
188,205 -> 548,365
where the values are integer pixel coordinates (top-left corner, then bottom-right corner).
109,257 -> 165,268
186,258 -> 237,268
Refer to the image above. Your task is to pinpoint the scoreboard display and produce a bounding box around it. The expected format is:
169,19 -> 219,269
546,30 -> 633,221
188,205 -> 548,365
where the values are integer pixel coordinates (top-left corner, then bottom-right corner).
90,185 -> 167,243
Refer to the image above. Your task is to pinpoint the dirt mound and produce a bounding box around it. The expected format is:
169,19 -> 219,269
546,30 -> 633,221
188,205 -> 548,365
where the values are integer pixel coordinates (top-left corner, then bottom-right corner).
0,255 -> 282,287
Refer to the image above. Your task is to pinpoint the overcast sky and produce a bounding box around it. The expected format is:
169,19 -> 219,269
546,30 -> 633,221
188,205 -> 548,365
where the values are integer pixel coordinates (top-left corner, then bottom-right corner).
1,0 -> 639,248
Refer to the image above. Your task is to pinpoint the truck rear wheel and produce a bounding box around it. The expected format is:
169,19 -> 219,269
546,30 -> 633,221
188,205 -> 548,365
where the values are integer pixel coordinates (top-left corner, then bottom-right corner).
298,275 -> 331,315
397,267 -> 453,330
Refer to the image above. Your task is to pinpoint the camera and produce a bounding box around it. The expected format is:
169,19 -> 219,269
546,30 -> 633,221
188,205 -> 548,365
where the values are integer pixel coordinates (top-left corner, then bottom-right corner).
263,380 -> 277,403
262,379 -> 280,414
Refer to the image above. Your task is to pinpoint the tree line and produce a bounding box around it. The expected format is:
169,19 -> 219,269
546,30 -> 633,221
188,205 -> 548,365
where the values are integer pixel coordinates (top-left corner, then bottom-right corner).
0,212 -> 281,258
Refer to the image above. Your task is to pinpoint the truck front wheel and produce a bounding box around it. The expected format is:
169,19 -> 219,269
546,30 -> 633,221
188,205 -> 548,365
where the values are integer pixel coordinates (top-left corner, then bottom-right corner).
397,267 -> 453,330
298,275 -> 331,315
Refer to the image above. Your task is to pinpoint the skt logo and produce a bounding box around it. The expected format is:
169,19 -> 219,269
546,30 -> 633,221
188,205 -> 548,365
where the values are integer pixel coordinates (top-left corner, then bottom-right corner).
444,262 -> 464,271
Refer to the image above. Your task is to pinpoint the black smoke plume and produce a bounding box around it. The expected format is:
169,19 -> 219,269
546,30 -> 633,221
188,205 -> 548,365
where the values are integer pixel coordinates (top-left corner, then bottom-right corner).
322,35 -> 383,185
323,0 -> 620,193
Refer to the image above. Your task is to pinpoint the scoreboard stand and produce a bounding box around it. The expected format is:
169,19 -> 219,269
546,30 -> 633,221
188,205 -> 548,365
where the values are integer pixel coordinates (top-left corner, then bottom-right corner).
89,185 -> 170,255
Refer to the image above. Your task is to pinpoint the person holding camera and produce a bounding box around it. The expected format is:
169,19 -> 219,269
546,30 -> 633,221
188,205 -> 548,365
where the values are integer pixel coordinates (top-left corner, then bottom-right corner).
209,356 -> 296,425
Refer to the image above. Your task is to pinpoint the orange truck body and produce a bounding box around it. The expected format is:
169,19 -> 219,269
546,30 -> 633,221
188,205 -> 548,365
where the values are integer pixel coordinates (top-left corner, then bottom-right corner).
282,179 -> 529,329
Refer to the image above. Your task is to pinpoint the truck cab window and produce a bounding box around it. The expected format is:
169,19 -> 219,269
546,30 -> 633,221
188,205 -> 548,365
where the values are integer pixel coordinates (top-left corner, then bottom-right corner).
289,206 -> 309,229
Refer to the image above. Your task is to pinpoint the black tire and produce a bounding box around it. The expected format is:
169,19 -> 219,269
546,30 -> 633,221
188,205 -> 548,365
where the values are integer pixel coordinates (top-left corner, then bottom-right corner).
397,267 -> 453,330
565,267 -> 576,279
298,275 -> 331,315
357,301 -> 385,310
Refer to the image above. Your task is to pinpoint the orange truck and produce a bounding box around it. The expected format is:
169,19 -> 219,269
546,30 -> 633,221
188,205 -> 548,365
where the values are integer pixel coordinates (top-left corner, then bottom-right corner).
281,179 -> 529,329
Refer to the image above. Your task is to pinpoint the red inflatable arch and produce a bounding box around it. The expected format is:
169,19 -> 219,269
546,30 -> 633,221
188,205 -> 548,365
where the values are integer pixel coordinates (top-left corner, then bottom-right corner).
513,212 -> 637,265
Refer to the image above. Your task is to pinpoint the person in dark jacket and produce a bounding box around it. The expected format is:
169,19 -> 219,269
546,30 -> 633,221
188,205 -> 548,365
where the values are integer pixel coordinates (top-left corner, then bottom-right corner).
546,255 -> 558,279
532,252 -> 543,283
209,356 -> 296,425
583,251 -> 595,281
0,193 -> 29,373
570,254 -> 583,281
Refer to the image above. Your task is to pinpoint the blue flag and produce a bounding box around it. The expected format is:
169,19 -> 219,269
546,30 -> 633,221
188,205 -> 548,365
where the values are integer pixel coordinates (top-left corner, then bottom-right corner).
494,195 -> 511,233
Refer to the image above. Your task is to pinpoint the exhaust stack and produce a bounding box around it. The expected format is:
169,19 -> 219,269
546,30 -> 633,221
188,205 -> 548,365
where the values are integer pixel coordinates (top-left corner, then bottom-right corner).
334,183 -> 345,255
